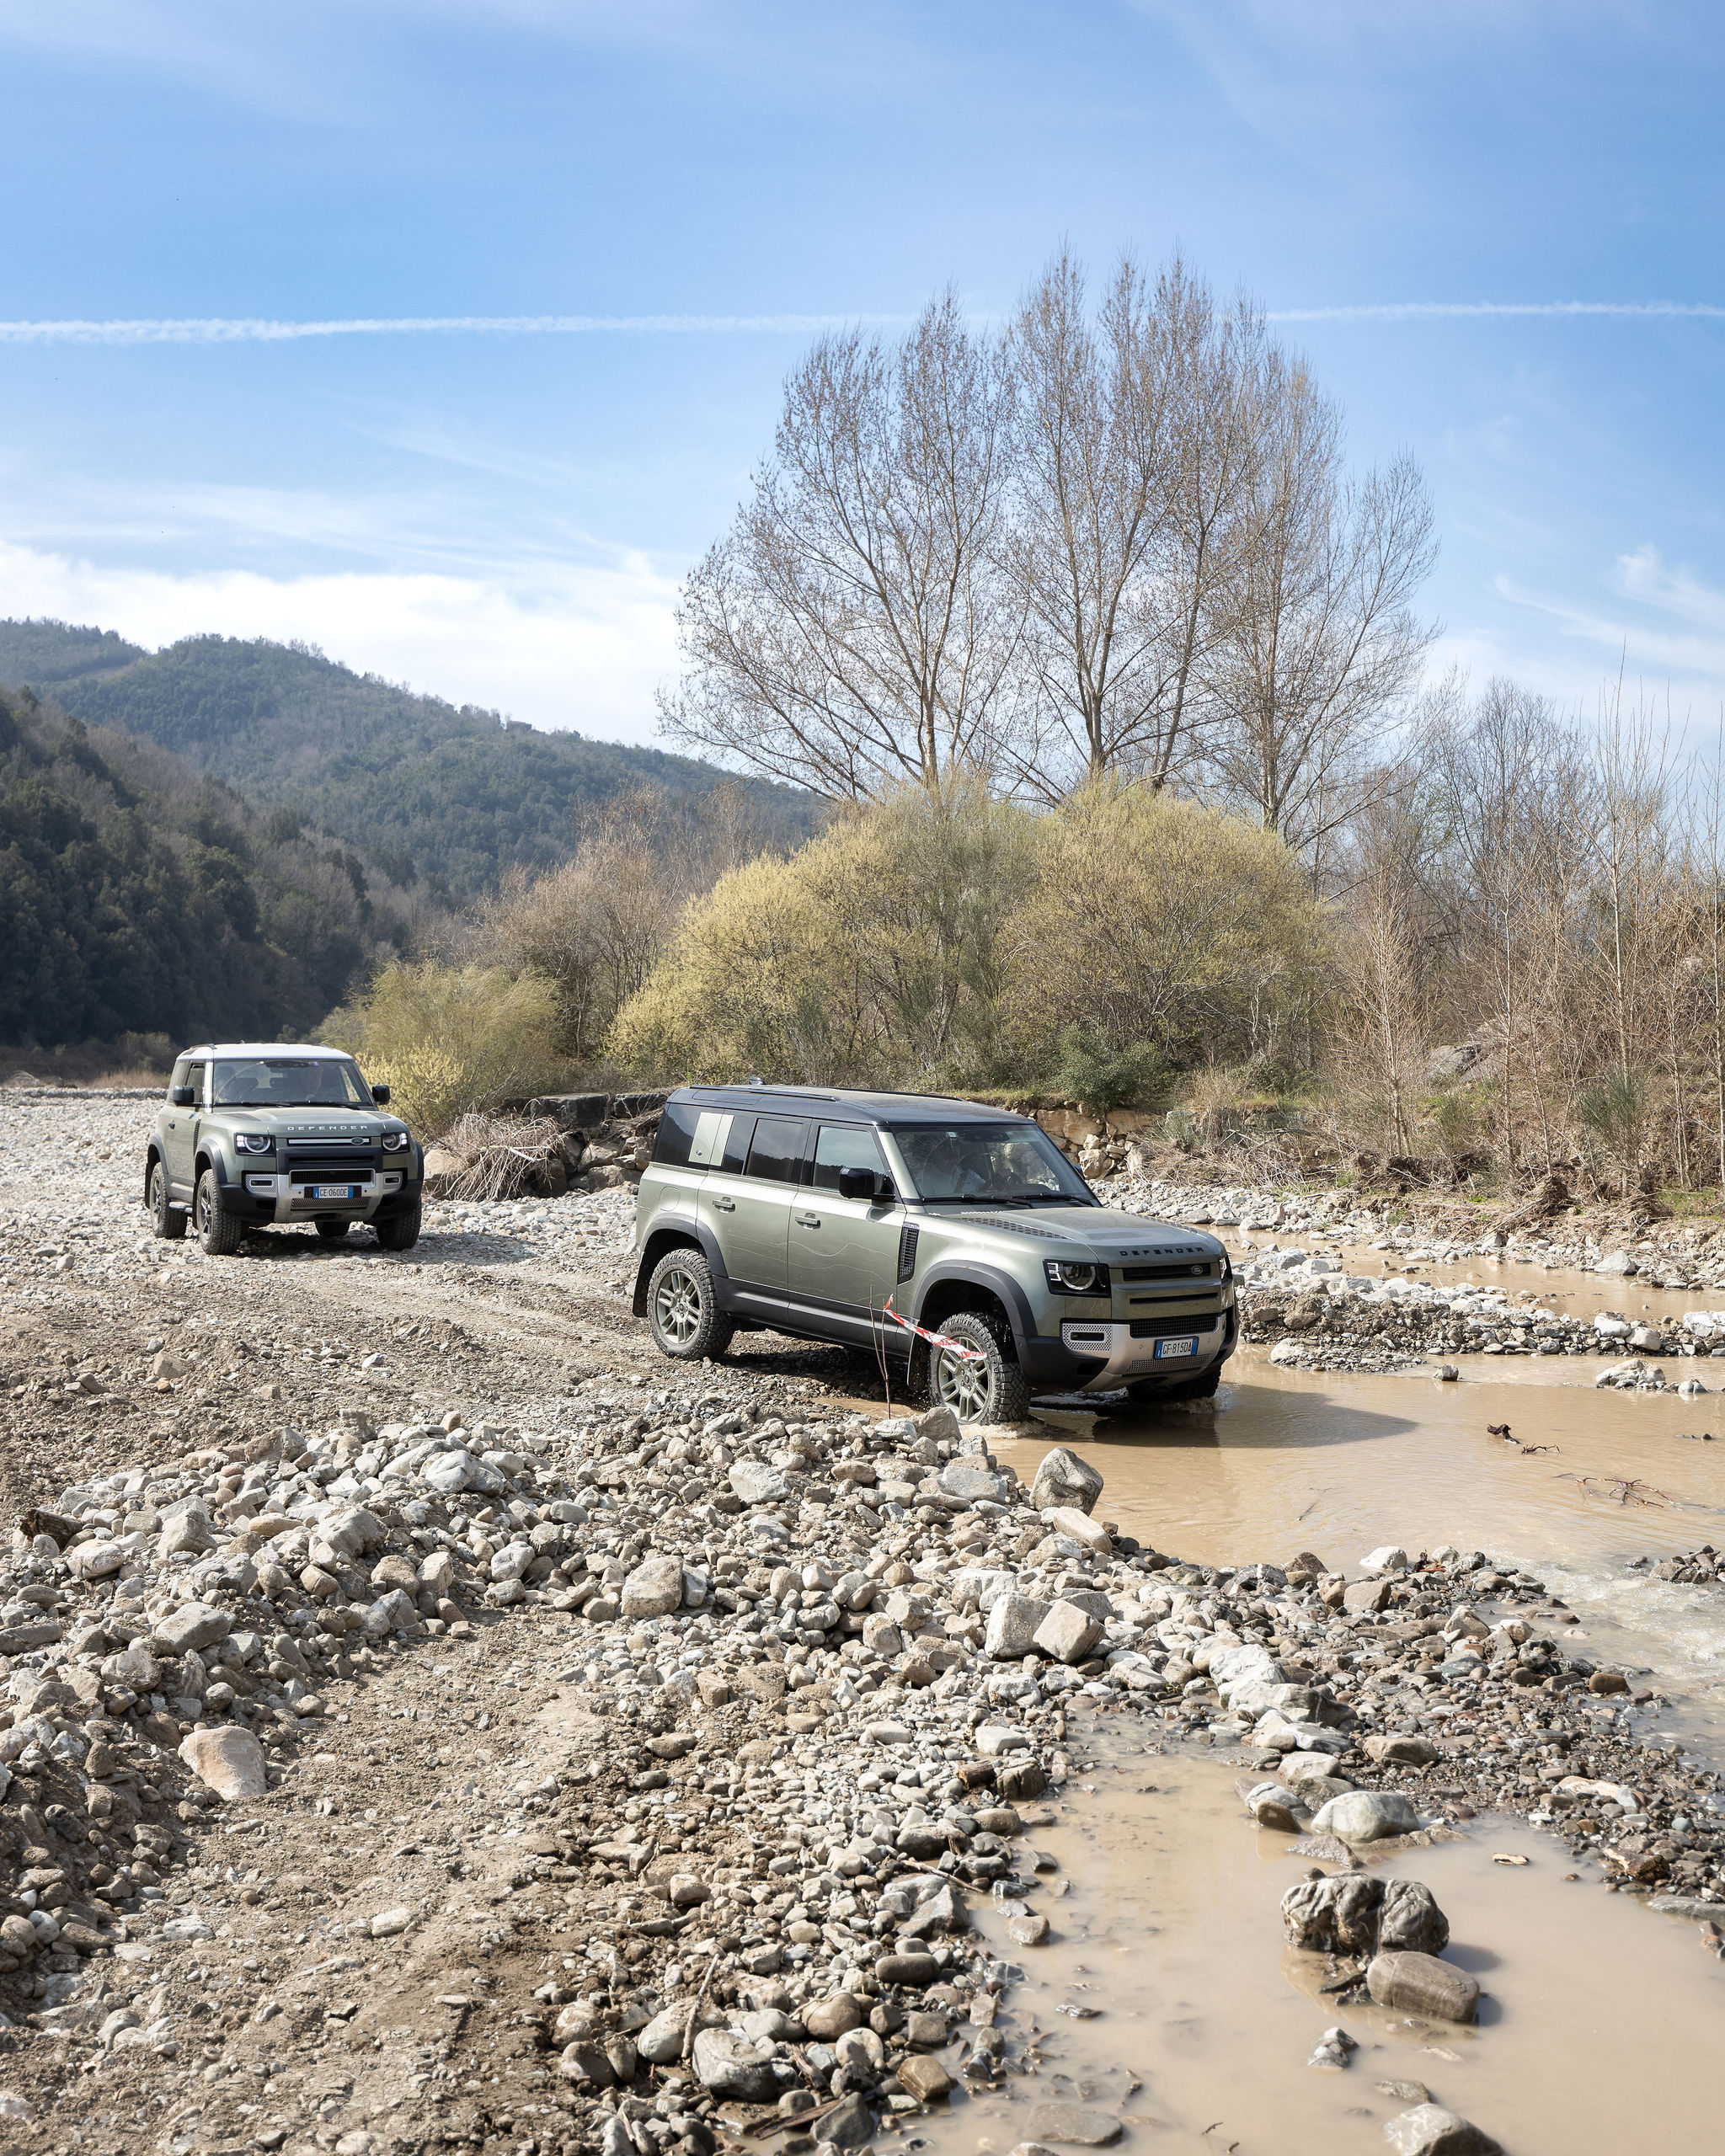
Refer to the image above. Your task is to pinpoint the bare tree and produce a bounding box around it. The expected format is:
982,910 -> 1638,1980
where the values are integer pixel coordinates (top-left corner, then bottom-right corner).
1198,350 -> 1438,857
660,291 -> 1017,798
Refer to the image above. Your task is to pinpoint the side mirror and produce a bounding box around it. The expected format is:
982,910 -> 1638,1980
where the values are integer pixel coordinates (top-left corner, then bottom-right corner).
170,1086 -> 195,1108
839,1166 -> 894,1203
371,1084 -> 391,1104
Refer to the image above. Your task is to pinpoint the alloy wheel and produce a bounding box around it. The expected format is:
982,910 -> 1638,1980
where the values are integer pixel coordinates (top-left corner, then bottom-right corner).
934,1345 -> 992,1422
654,1265 -> 703,1348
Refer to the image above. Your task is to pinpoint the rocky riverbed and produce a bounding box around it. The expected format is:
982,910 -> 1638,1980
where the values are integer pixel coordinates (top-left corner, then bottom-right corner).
7,1091 -> 1725,2156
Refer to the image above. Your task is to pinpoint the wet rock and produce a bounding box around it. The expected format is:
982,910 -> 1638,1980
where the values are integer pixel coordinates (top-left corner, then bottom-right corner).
1007,1911 -> 1050,1945
1367,1951 -> 1479,2024
1280,1872 -> 1451,1956
1377,2079 -> 1432,2104
1381,2104 -> 1503,2155
621,1553 -> 686,1619
1281,1752 -> 1353,1791
897,2052 -> 953,2100
178,1725 -> 266,1801
1311,1790 -> 1421,1843
874,1951 -> 940,1987
692,2028 -> 777,2099
998,1758 -> 1047,1803
1361,1546 -> 1412,1575
1030,1447 -> 1104,1514
1343,1578 -> 1394,1614
820,2094 -> 879,2150
1307,2025 -> 1356,2071
1242,1780 -> 1309,1833
1023,2103 -> 1124,2146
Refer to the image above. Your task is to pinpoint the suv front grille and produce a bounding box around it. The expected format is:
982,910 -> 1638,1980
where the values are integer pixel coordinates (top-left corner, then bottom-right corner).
289,1158 -> 378,1184
1130,1315 -> 1221,1338
1121,1262 -> 1217,1280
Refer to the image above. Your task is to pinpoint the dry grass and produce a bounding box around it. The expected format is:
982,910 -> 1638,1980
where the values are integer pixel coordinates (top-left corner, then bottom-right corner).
425,1113 -> 569,1202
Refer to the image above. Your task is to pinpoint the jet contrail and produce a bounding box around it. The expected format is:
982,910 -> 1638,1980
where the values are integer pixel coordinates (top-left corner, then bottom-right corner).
0,312 -> 903,346
1268,300 -> 1725,323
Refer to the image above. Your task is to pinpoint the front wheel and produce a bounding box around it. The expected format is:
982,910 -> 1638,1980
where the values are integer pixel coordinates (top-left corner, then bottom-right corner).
149,1161 -> 186,1241
195,1167 -> 244,1257
929,1310 -> 1028,1425
647,1248 -> 734,1361
376,1208 -> 421,1251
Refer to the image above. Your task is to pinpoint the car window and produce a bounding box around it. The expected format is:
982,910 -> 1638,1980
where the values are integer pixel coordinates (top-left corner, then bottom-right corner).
719,1114 -> 755,1175
184,1062 -> 209,1106
168,1058 -> 190,1097
811,1124 -> 888,1193
210,1058 -> 370,1107
745,1116 -> 809,1184
889,1120 -> 1094,1203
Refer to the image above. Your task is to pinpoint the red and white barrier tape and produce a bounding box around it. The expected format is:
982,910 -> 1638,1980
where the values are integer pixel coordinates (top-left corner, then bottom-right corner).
879,1296 -> 985,1361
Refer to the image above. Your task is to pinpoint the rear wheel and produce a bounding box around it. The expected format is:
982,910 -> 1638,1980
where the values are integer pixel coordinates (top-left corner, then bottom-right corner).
148,1160 -> 186,1241
647,1248 -> 734,1361
376,1208 -> 421,1251
315,1219 -> 351,1242
195,1167 -> 244,1257
929,1310 -> 1028,1425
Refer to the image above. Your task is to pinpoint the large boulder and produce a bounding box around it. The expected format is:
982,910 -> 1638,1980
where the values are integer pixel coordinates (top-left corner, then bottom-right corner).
152,1601 -> 232,1656
1033,1600 -> 1104,1665
620,1554 -> 686,1620
179,1725 -> 266,1801
1030,1446 -> 1104,1514
1281,1874 -> 1449,1956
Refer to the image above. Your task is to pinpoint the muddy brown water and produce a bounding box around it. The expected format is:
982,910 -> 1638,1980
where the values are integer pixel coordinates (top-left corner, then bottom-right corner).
901,1258 -> 1725,2154
936,1746 -> 1725,2156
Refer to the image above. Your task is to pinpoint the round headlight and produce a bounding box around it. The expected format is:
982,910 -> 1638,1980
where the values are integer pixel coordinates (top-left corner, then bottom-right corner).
234,1132 -> 272,1155
381,1129 -> 411,1154
1048,1260 -> 1103,1294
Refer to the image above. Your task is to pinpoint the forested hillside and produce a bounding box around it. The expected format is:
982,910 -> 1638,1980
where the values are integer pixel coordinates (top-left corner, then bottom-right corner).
0,621 -> 818,901
0,688 -> 427,1049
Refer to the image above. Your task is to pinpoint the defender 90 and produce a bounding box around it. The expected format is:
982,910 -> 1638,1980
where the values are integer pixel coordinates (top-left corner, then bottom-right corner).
632,1084 -> 1235,1422
143,1043 -> 425,1256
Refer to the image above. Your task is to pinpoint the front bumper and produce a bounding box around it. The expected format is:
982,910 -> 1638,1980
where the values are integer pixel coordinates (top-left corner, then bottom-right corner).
227,1171 -> 417,1225
1019,1306 -> 1236,1393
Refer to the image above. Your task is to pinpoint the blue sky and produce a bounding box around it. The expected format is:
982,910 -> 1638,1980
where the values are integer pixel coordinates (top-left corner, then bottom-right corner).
2,0 -> 1723,744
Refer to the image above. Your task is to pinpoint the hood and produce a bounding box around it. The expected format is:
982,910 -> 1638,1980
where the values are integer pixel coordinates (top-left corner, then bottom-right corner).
233,1108 -> 406,1141
944,1204 -> 1223,1260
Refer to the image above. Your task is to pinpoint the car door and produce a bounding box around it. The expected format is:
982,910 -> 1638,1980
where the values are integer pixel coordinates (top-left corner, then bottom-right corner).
164,1058 -> 207,1194
788,1123 -> 905,1337
723,1116 -> 809,1305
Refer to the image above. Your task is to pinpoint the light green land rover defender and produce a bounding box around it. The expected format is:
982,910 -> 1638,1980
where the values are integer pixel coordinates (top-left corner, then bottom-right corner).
631,1084 -> 1235,1422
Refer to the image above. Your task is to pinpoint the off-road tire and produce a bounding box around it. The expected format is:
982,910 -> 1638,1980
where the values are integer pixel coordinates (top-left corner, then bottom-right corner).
1123,1361 -> 1225,1407
148,1160 -> 187,1241
376,1208 -> 421,1252
928,1309 -> 1029,1425
315,1219 -> 352,1242
647,1247 -> 734,1362
195,1166 -> 245,1257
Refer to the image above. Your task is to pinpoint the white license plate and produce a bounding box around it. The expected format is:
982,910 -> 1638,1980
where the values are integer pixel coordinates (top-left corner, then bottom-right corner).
312,1185 -> 355,1200
1155,1336 -> 1198,1360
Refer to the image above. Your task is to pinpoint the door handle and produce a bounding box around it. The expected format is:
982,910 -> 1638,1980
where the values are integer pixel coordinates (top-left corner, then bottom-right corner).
795,1214 -> 820,1228
713,1196 -> 734,1211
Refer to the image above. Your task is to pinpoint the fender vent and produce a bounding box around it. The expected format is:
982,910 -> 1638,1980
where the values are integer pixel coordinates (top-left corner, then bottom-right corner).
897,1225 -> 920,1283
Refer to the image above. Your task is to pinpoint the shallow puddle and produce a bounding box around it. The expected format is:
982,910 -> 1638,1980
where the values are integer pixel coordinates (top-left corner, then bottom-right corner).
924,1730 -> 1725,2156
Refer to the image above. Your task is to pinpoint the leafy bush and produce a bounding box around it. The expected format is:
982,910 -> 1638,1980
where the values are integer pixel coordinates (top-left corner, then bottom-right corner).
320,962 -> 565,1138
1054,1027 -> 1167,1113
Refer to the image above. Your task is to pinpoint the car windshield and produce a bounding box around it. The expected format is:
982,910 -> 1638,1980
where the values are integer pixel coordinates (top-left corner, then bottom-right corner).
211,1058 -> 373,1108
889,1121 -> 1095,1204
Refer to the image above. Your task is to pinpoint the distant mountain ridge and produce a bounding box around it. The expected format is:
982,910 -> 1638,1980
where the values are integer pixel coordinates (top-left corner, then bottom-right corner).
0,619 -> 816,901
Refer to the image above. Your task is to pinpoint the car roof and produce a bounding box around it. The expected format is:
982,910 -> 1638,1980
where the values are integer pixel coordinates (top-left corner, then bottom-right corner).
675,1082 -> 1033,1127
178,1043 -> 356,1059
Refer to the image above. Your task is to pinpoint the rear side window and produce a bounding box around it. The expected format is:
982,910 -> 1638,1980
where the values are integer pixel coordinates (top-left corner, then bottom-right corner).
811,1124 -> 888,1192
745,1116 -> 809,1184
652,1102 -> 700,1167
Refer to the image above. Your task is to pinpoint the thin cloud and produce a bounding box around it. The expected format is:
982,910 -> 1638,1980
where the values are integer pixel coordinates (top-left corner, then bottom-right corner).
1269,300 -> 1725,323
0,312 -> 905,347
